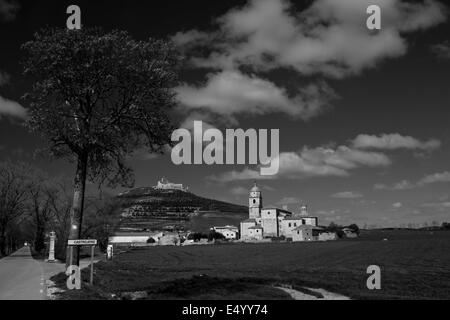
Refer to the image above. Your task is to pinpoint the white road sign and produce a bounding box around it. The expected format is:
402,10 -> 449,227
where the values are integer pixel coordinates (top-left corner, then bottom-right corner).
67,239 -> 98,246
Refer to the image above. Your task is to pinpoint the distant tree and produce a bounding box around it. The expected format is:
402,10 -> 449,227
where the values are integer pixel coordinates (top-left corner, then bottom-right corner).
28,170 -> 56,253
0,161 -> 33,256
47,179 -> 73,261
187,232 -> 208,242
22,27 -> 180,265
81,196 -> 121,252
347,224 -> 360,235
208,230 -> 226,242
326,222 -> 345,238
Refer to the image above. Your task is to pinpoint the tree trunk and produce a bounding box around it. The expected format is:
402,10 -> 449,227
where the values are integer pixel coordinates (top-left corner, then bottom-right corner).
66,153 -> 88,267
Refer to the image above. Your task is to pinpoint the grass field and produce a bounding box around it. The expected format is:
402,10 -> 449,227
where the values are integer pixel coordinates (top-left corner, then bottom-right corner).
53,230 -> 450,300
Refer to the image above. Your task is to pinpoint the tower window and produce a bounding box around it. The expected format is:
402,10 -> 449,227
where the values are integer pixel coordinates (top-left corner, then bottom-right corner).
253,199 -> 256,204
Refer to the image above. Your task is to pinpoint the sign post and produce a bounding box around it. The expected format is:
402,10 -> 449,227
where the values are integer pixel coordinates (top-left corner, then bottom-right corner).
67,239 -> 98,287
90,245 -> 94,285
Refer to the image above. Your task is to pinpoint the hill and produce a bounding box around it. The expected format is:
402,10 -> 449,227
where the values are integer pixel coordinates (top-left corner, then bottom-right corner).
116,187 -> 248,232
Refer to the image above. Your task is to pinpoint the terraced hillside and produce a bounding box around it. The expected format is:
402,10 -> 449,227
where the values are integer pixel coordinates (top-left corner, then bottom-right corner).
116,187 -> 248,232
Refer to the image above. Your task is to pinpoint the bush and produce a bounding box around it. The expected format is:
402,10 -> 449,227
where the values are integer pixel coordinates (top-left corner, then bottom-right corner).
187,232 -> 208,241
208,231 -> 226,242
347,224 -> 360,235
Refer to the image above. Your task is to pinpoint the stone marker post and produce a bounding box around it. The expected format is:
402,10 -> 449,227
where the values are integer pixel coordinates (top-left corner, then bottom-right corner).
48,231 -> 56,262
107,244 -> 113,260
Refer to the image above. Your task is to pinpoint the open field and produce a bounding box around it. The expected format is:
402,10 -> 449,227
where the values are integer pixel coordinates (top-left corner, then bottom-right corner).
53,230 -> 450,300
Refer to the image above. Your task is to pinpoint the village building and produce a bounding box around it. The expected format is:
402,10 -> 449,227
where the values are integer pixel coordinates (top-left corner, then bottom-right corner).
292,225 -> 322,241
108,231 -> 164,245
240,183 -> 323,241
213,225 -> 239,240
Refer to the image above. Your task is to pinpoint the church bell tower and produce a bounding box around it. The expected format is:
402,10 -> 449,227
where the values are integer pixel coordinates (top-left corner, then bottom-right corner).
249,182 -> 262,219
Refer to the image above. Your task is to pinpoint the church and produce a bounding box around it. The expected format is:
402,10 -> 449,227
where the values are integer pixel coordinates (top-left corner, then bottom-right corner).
240,183 -> 320,241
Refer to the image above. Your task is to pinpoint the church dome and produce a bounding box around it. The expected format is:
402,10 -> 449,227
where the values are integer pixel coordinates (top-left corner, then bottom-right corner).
250,182 -> 260,192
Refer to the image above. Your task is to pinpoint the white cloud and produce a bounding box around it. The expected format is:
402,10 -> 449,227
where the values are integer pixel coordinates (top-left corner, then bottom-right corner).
421,201 -> 450,211
209,143 -> 391,182
316,209 -> 339,216
392,202 -> 403,209
174,0 -> 447,77
0,95 -> 27,119
332,191 -> 363,199
375,171 -> 450,190
176,70 -> 335,121
277,197 -> 301,205
374,179 -> 415,190
174,0 -> 446,123
352,133 -> 441,151
418,171 -> 450,185
0,70 -> 26,119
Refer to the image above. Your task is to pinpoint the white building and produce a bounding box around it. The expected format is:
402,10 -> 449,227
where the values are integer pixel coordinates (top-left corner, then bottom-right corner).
155,177 -> 188,192
240,183 -> 320,241
108,231 -> 164,245
213,225 -> 239,240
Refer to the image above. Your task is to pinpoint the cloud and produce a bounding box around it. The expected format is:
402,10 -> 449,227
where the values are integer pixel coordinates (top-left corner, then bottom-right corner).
173,0 -> 446,123
230,186 -> 249,196
418,171 -> 450,185
0,0 -> 20,22
392,202 -> 403,209
332,191 -> 363,199
421,201 -> 450,211
374,179 -> 415,190
431,40 -> 450,59
375,171 -> 450,190
352,133 -> 441,151
316,209 -> 339,216
0,70 -> 26,119
277,197 -> 301,205
174,0 -> 447,77
0,95 -> 27,119
176,70 -> 336,121
209,143 -> 391,182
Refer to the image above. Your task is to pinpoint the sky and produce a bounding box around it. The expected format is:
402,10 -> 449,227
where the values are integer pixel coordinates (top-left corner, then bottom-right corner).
0,0 -> 449,227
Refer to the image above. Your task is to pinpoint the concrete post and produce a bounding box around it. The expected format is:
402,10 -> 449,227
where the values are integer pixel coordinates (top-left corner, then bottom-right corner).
107,244 -> 113,260
48,231 -> 56,262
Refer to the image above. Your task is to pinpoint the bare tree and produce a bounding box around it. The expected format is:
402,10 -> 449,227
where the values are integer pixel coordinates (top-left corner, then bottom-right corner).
0,161 -> 33,256
22,27 -> 179,265
28,170 -> 57,253
46,179 -> 74,261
